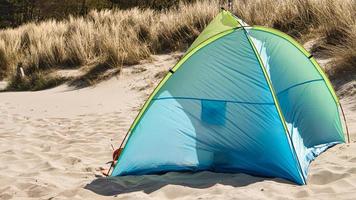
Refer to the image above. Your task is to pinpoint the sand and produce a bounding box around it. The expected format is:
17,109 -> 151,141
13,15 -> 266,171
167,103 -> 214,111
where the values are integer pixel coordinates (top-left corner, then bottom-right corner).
0,53 -> 355,200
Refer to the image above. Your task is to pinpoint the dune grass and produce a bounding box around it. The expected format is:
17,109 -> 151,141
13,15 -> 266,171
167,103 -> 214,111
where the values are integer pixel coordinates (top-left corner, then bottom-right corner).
0,0 -> 355,91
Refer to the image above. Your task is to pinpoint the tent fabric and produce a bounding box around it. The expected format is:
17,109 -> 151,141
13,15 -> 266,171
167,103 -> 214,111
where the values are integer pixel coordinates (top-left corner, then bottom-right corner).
248,26 -> 339,103
111,10 -> 345,185
247,27 -> 345,178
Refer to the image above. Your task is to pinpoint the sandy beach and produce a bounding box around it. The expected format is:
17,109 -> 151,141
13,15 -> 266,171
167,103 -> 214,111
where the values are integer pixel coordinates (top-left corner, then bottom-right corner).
0,54 -> 355,200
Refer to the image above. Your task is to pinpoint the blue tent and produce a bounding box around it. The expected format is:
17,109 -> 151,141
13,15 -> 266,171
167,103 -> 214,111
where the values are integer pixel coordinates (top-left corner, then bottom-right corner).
111,10 -> 346,185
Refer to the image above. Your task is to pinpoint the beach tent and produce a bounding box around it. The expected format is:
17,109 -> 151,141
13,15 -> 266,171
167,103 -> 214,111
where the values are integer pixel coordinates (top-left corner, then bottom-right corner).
111,9 -> 346,185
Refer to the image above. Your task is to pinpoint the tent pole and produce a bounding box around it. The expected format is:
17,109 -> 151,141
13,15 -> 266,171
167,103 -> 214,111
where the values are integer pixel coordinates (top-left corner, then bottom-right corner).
339,102 -> 351,143
242,26 -> 307,184
106,128 -> 131,176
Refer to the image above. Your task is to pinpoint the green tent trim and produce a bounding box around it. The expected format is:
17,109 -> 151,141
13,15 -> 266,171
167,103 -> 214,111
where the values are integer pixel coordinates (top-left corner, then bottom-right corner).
187,10 -> 241,52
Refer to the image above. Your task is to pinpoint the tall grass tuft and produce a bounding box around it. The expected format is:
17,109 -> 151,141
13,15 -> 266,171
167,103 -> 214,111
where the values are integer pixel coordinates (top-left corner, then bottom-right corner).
0,39 -> 9,79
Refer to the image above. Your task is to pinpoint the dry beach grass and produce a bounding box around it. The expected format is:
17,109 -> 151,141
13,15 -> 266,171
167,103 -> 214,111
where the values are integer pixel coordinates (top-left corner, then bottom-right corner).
0,0 -> 355,90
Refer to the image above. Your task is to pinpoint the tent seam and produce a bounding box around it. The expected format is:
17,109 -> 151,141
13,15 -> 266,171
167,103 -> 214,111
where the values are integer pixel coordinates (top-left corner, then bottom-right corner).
153,97 -> 274,105
276,79 -> 323,95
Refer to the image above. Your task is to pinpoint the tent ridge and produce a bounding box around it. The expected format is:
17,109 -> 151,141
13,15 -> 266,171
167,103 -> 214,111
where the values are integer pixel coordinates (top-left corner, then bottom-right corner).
276,78 -> 323,95
186,10 -> 241,52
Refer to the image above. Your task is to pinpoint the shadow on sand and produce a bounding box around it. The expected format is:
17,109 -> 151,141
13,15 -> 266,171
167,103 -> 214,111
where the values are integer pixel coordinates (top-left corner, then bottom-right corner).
85,171 -> 292,196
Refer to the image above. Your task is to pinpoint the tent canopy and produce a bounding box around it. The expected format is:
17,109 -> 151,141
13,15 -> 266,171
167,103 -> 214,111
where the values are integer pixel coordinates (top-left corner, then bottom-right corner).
111,9 -> 345,185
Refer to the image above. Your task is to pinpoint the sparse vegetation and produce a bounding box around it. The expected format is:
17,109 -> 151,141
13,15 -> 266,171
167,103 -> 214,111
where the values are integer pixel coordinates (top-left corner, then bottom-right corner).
0,0 -> 355,91
5,71 -> 68,91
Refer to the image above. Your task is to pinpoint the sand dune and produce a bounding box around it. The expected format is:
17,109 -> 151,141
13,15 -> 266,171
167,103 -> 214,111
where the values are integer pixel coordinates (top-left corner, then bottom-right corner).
0,53 -> 355,200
